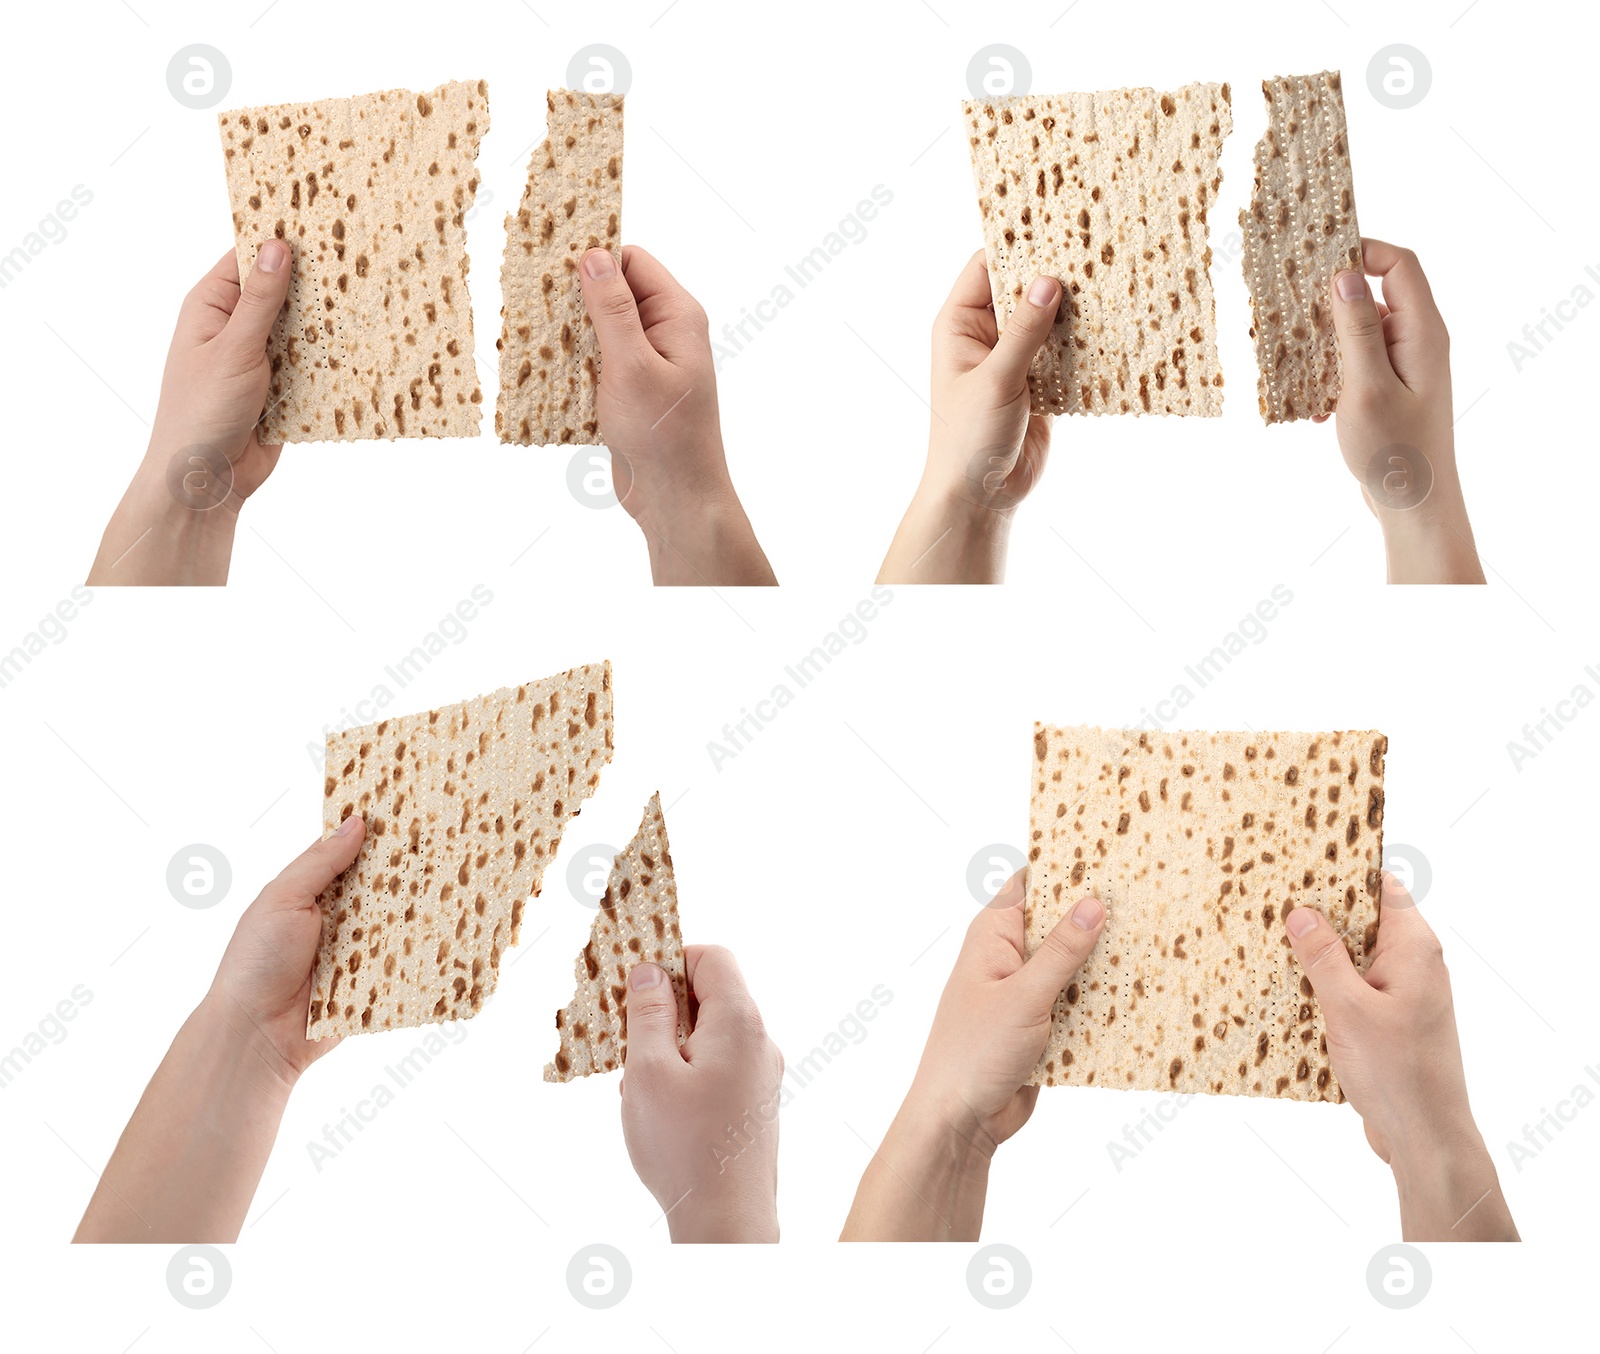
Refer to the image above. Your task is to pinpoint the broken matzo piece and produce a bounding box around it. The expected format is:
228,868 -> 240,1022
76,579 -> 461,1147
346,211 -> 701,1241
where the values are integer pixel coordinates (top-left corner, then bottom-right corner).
964,83 -> 1232,416
308,662 -> 613,1038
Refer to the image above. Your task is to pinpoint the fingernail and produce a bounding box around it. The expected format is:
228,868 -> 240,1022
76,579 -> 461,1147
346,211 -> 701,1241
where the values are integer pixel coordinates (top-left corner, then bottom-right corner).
258,240 -> 287,274
629,962 -> 662,990
1071,896 -> 1104,930
1335,270 -> 1367,302
337,814 -> 362,836
582,248 -> 616,280
1286,906 -> 1319,937
1026,276 -> 1058,308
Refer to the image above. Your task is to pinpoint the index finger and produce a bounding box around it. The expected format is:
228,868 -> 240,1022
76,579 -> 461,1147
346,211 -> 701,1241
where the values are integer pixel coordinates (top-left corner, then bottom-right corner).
944,249 -> 998,316
1359,238 -> 1442,323
682,944 -> 765,1036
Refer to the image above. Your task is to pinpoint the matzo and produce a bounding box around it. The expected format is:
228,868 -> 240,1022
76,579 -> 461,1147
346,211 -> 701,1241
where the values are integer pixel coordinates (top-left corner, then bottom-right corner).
964,83 -> 1232,416
219,80 -> 488,442
496,90 -> 623,445
544,793 -> 688,1081
307,662 -> 613,1038
1026,725 -> 1386,1102
1240,71 -> 1363,423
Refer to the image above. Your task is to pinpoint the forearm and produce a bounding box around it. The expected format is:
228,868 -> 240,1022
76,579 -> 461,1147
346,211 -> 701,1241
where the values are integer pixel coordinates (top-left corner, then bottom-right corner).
74,992 -> 294,1242
1376,466 -> 1484,585
88,448 -> 239,586
878,478 -> 1013,585
841,1091 -> 993,1241
1390,1129 -> 1518,1242
632,480 -> 776,586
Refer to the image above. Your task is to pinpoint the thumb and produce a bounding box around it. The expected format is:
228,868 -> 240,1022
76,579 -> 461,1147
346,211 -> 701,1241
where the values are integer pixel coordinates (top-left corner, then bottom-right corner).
577,247 -> 654,372
261,815 -> 365,910
1284,902 -> 1370,1018
623,962 -> 684,1071
1008,894 -> 1105,1013
218,238 -> 291,367
1330,268 -> 1394,396
983,275 -> 1061,390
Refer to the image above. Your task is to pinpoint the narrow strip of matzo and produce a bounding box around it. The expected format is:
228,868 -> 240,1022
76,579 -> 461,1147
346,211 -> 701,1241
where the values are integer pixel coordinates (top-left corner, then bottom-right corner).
964,83 -> 1232,416
544,793 -> 688,1081
1026,725 -> 1386,1102
219,80 -> 488,442
1240,71 -> 1363,424
496,90 -> 622,445
307,662 -> 613,1038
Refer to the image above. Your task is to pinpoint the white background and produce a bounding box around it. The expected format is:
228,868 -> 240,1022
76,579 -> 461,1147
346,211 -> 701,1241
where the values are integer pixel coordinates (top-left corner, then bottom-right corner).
1,0 -> 1594,1349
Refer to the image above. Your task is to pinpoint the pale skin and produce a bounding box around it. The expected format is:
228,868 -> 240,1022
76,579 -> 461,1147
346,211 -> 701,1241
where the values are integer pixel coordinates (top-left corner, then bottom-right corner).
75,821 -> 783,1243
841,870 -> 1517,1242
88,242 -> 774,587
877,240 -> 1484,585
619,947 -> 785,1242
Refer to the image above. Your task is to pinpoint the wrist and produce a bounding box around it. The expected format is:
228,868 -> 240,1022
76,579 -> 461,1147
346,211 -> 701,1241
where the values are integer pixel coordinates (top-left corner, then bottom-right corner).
196,989 -> 304,1099
667,1191 -> 780,1244
901,1079 -> 1001,1166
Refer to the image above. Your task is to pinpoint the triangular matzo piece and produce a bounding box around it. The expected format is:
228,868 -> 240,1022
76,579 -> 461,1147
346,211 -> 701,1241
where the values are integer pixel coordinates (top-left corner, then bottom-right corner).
1026,725 -> 1386,1102
964,83 -> 1232,416
218,80 -> 489,442
496,89 -> 623,446
545,793 -> 688,1081
1240,71 -> 1363,424
307,662 -> 614,1038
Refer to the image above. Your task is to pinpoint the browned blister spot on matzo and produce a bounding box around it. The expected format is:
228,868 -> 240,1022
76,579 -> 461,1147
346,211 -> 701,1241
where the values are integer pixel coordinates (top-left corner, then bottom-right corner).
1024,724 -> 1386,1103
306,662 -> 614,1039
496,90 -> 622,446
963,82 -> 1233,417
1240,71 -> 1363,424
217,80 -> 488,442
543,793 -> 689,1081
